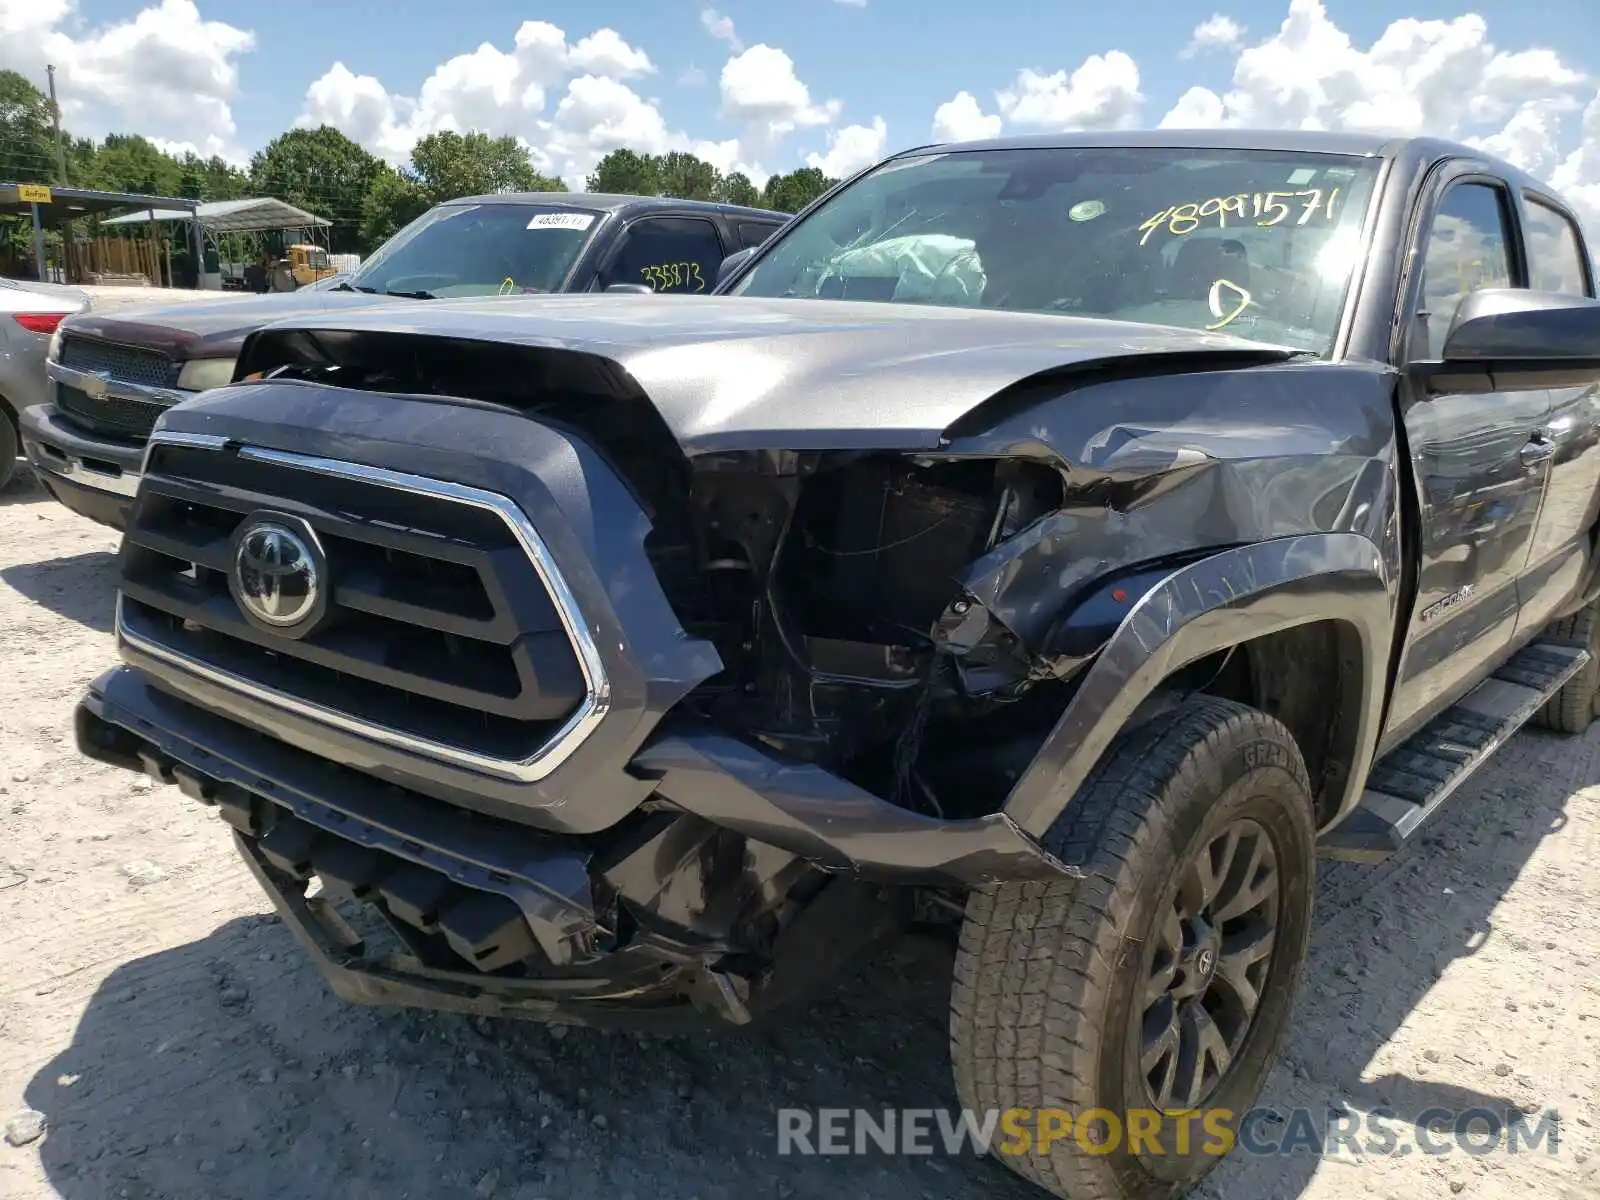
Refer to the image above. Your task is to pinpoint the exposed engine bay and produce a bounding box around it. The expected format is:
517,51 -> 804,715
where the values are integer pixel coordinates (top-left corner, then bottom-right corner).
648,450 -> 1073,818
238,331 -> 1139,824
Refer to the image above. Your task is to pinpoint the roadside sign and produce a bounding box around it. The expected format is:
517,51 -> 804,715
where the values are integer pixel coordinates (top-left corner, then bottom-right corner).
17,184 -> 52,204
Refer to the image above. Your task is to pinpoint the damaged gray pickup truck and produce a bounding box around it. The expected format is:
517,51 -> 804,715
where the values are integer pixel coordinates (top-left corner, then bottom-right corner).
74,130 -> 1600,1199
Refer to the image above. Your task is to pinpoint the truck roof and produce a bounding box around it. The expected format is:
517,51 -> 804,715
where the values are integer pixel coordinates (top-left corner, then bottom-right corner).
898,129 -> 1567,203
436,191 -> 788,222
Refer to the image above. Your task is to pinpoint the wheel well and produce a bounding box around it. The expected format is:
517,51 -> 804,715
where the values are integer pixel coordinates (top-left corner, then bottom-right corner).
1192,621 -> 1364,829
0,390 -> 17,429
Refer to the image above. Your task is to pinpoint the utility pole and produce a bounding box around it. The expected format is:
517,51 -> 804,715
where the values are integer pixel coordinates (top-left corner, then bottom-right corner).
46,65 -> 66,183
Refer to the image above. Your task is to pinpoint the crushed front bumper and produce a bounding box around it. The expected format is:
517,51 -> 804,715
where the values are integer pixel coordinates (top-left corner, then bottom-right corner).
79,665 -> 1069,1027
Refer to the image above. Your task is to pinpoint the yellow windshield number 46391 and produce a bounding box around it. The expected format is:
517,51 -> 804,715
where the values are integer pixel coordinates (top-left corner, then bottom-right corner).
640,262 -> 707,293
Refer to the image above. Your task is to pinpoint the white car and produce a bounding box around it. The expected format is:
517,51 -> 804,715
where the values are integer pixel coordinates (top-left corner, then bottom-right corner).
0,279 -> 85,490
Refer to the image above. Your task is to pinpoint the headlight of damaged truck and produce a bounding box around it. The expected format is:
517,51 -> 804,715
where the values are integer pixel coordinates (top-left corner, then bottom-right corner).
177,357 -> 238,391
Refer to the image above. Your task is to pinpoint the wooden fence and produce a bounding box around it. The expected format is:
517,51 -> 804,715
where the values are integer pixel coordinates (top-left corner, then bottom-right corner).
64,235 -> 170,287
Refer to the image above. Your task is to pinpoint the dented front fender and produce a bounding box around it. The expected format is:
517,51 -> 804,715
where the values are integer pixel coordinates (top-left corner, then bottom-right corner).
1001,532 -> 1394,842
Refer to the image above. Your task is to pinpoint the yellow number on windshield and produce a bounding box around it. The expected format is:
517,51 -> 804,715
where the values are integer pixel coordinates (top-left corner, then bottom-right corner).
1140,186 -> 1343,243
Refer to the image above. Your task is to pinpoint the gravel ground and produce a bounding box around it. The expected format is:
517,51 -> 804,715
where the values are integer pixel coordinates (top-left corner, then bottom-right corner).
0,465 -> 1597,1200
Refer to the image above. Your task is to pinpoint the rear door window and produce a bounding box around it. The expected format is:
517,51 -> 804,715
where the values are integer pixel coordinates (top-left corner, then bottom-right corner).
737,221 -> 783,250
1523,197 -> 1592,297
602,218 -> 726,294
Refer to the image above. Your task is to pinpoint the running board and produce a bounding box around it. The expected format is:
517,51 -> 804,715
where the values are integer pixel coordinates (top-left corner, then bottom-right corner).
1318,641 -> 1590,863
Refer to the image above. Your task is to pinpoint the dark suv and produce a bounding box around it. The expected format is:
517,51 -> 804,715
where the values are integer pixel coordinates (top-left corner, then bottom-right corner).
20,192 -> 786,529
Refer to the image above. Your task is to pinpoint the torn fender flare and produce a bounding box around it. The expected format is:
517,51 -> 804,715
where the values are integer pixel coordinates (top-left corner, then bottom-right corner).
1002,532 -> 1393,841
632,720 -> 1077,886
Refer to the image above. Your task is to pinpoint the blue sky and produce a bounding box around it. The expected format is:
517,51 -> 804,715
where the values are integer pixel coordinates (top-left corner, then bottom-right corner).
6,0 -> 1600,220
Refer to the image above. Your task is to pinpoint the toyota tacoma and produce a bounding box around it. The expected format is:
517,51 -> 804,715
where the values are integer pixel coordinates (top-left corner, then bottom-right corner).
73,130 -> 1600,1199
19,191 -> 785,530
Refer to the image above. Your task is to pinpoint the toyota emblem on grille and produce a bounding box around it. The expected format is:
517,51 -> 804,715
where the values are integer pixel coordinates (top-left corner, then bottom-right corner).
232,519 -> 320,629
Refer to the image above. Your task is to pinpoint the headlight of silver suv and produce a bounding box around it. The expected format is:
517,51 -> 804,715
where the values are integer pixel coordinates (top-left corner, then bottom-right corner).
47,325 -> 64,363
176,357 -> 238,392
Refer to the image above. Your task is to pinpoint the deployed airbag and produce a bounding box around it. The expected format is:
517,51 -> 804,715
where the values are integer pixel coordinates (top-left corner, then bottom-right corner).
817,234 -> 987,306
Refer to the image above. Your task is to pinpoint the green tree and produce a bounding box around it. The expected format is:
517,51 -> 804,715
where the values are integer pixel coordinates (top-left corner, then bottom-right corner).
716,171 -> 759,208
91,134 -> 184,197
409,130 -> 560,202
586,148 -> 662,196
761,167 -> 835,214
655,151 -> 720,201
360,169 -> 430,249
176,153 -> 248,202
249,125 -> 389,254
0,71 -> 62,185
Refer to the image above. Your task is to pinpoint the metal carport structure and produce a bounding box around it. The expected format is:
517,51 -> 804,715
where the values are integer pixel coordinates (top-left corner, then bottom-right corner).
0,183 -> 203,285
103,197 -> 333,289
100,196 -> 331,237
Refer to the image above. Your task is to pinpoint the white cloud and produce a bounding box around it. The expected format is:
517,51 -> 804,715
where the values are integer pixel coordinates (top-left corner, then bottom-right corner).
1552,90 -> 1600,230
996,53 -> 1143,130
923,49 -> 1143,148
700,8 -> 742,53
297,19 -> 849,192
834,0 -> 868,6
1159,85 -> 1225,129
678,64 -> 708,88
0,0 -> 254,158
719,44 -> 842,143
806,116 -> 887,178
1152,0 -> 1597,228
692,137 -> 769,188
1158,1 -> 1584,137
297,19 -> 663,182
569,28 -> 656,78
301,62 -> 409,158
1182,14 -> 1245,59
540,72 -> 677,184
931,91 -> 1002,142
1467,98 -> 1572,180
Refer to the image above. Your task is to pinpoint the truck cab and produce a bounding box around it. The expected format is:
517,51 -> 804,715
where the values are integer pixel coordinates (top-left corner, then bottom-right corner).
68,133 -> 1600,1200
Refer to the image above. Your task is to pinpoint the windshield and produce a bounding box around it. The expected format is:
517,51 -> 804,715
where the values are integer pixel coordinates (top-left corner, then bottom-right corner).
350,203 -> 602,298
733,146 -> 1382,355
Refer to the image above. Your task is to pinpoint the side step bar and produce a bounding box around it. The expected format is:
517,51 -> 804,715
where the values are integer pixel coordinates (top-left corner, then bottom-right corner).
1319,641 -> 1590,863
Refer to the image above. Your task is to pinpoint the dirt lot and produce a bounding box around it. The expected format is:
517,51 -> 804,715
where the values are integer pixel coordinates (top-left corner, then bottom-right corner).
0,466 -> 1597,1200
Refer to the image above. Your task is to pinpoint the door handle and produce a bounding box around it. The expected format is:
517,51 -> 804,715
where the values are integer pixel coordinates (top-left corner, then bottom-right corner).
1520,434 -> 1557,465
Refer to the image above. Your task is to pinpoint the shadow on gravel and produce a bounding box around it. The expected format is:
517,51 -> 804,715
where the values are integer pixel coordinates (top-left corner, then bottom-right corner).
0,465 -> 45,507
24,737 -> 1578,1200
1194,730 -> 1575,1199
0,550 -> 118,633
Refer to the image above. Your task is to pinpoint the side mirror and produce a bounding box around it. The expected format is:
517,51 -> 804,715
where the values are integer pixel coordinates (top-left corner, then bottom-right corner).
1414,288 -> 1600,395
604,283 -> 654,295
714,247 -> 755,291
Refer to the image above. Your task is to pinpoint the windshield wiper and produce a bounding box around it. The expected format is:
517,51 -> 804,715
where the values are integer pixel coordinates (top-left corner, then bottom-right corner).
385,288 -> 437,300
332,282 -> 378,293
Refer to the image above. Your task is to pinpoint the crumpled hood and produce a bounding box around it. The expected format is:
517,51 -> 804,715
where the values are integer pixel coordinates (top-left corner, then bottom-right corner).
61,289 -> 397,361
242,293 -> 1300,453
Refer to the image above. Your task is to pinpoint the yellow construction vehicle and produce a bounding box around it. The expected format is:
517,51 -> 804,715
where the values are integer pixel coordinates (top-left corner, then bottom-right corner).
286,243 -> 336,288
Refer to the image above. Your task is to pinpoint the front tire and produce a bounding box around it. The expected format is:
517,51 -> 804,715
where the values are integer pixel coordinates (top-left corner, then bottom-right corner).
949,697 -> 1316,1200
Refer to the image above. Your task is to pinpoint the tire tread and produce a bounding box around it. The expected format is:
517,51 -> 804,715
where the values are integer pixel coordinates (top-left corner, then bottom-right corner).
949,697 -> 1312,1200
